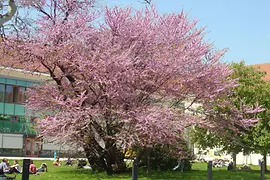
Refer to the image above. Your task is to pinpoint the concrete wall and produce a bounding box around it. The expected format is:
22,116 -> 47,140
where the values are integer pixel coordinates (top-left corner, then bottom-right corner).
0,133 -> 23,149
194,147 -> 270,165
42,138 -> 70,151
42,143 -> 64,151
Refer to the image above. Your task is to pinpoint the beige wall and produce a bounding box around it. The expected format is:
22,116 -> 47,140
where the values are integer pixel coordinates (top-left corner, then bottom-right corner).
0,133 -> 23,149
0,66 -> 50,82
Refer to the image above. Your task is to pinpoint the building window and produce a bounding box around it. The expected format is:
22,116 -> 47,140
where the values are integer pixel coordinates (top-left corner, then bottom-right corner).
2,85 -> 26,104
5,85 -> 13,103
13,86 -> 26,104
19,87 -> 26,103
10,116 -> 18,122
0,84 -> 4,102
13,86 -> 19,103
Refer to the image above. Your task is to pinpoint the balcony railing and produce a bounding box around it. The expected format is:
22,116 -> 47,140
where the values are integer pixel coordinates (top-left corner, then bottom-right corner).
0,121 -> 37,135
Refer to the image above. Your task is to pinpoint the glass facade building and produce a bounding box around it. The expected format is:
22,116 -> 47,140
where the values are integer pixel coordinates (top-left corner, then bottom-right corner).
0,72 -> 71,158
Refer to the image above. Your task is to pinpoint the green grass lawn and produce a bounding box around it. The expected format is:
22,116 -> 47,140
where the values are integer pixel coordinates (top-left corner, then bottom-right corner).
3,160 -> 270,180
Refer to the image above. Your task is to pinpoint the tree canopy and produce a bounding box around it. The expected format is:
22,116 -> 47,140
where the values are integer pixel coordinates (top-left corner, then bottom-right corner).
192,61 -> 269,166
1,1 -> 261,174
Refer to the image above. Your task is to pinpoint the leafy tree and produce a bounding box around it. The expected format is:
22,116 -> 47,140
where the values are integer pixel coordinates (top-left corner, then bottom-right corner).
192,61 -> 267,169
249,82 -> 270,170
1,1 -> 257,174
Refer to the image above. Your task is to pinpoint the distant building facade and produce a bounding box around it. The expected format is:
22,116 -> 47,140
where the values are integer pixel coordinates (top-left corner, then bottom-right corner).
252,63 -> 270,81
0,67 -> 71,157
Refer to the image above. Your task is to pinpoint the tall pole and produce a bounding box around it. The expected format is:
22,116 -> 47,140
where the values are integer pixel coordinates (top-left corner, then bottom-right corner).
207,161 -> 212,180
261,161 -> 265,180
22,159 -> 30,180
132,159 -> 138,180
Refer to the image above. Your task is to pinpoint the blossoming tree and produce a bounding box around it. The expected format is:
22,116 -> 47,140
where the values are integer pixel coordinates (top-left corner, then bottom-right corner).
1,0 -> 260,174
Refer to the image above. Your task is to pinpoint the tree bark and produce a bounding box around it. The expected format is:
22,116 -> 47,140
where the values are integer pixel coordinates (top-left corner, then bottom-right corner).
264,154 -> 267,172
84,140 -> 126,175
232,153 -> 237,170
146,148 -> 150,176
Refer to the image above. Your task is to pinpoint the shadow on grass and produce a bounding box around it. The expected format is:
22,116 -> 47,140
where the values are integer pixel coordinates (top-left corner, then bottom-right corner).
55,168 -> 131,179
146,170 -> 266,180
56,168 -> 266,180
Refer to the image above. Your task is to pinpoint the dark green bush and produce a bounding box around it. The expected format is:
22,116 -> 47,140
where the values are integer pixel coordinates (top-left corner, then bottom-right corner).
138,145 -> 193,171
75,159 -> 88,169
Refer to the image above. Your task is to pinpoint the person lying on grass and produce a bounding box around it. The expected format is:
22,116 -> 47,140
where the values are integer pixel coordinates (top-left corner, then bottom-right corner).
37,163 -> 48,173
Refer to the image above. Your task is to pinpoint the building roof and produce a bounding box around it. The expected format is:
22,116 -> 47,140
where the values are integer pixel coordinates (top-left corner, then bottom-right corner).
0,66 -> 50,82
252,63 -> 270,81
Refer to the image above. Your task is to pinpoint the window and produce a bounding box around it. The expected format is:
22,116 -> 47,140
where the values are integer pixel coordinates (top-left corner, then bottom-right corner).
3,85 -> 26,104
10,116 -> 18,122
19,87 -> 26,103
13,86 -> 19,103
0,84 -> 4,102
13,86 -> 25,104
5,85 -> 13,103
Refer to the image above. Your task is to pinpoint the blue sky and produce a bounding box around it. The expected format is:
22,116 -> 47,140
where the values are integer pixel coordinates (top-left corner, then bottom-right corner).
104,0 -> 270,65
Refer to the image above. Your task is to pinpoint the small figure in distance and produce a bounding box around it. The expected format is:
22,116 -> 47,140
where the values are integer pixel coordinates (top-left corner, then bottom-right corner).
37,163 -> 48,173
227,161 -> 234,171
65,157 -> 72,166
53,157 -> 61,166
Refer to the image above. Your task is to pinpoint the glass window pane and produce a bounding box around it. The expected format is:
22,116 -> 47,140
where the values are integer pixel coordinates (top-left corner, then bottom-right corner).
5,85 -> 13,103
0,84 -> 4,102
13,86 -> 19,103
18,87 -> 25,103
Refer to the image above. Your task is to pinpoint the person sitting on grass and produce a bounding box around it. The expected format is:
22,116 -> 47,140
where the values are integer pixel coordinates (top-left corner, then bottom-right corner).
0,158 -> 9,174
9,160 -> 21,173
53,157 -> 61,166
0,159 -> 16,179
29,160 -> 37,174
65,157 -> 72,166
37,163 -> 48,173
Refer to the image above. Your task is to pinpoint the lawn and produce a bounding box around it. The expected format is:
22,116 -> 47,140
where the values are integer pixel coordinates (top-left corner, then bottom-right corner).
4,160 -> 270,180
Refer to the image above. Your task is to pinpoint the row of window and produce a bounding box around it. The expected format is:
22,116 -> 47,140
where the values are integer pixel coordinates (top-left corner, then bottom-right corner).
0,84 -> 26,104
0,115 -> 35,123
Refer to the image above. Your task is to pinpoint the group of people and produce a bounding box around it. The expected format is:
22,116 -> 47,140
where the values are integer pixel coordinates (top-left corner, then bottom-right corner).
29,160 -> 48,174
0,159 -> 21,174
0,158 -> 48,175
0,156 -> 72,178
53,157 -> 72,166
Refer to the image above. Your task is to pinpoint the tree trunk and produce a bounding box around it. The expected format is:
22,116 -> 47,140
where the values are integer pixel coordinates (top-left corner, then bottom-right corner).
232,153 -> 237,170
264,154 -> 267,172
146,148 -> 150,176
84,137 -> 126,175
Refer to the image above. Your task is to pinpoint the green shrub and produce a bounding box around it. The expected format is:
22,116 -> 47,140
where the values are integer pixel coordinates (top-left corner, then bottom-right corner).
138,145 -> 193,171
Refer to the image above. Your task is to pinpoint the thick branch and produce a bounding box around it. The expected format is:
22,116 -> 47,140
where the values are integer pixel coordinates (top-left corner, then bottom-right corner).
0,0 -> 17,26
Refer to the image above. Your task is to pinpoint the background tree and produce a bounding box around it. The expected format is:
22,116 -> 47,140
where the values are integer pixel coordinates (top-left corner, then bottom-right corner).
192,61 -> 267,169
1,1 -> 259,174
250,82 -> 270,171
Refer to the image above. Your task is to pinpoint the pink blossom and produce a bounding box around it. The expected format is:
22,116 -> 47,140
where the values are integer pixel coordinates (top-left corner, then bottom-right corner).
1,3 -> 261,153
